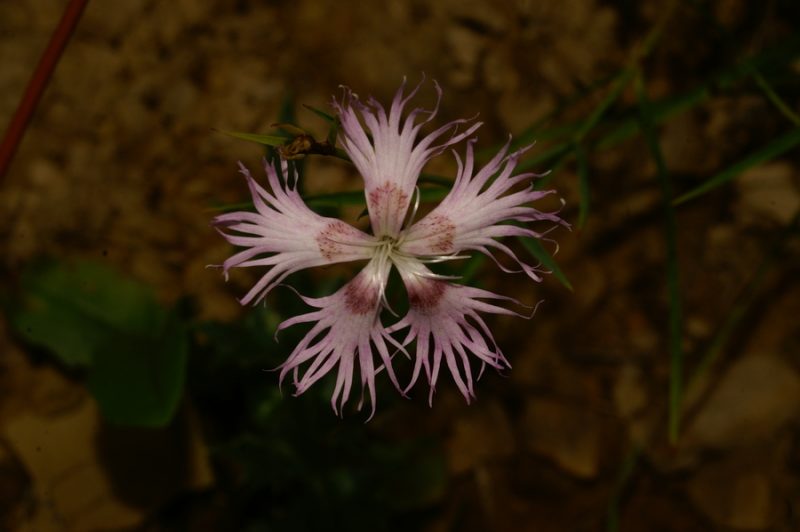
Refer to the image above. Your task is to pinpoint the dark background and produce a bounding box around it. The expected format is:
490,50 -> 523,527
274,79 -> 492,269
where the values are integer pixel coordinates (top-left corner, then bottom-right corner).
1,0 -> 799,530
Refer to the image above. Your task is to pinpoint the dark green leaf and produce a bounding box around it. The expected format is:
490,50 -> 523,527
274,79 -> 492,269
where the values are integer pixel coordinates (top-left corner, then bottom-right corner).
11,261 -> 162,366
88,313 -> 187,427
9,261 -> 187,427
636,74 -> 684,444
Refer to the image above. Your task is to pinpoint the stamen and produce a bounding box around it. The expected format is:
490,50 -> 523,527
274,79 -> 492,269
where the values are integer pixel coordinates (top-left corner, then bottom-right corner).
403,185 -> 422,231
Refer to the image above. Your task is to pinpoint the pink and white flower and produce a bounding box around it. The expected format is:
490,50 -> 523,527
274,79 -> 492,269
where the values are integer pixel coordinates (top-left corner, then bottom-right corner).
213,79 -> 567,416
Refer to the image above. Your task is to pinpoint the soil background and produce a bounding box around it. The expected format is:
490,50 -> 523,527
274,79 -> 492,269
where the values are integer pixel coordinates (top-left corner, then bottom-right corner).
1,0 -> 800,531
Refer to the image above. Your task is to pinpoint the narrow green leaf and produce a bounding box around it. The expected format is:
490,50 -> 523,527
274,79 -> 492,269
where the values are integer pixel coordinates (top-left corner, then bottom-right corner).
517,141 -> 573,173
277,93 -> 296,125
752,69 -> 800,126
478,70 -> 621,159
419,188 -> 448,203
673,126 -> 800,206
575,68 -> 635,142
520,237 -> 572,291
687,210 -> 800,394
595,86 -> 711,151
636,74 -> 684,444
303,190 -> 364,208
596,34 -> 800,153
206,201 -> 252,213
303,104 -> 336,123
458,253 -> 486,285
216,129 -> 288,147
418,173 -> 454,188
606,447 -> 641,532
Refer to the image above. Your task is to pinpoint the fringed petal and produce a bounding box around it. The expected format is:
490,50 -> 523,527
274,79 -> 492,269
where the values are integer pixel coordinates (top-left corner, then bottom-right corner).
212,159 -> 376,305
400,139 -> 569,281
277,258 -> 405,419
389,258 -> 526,405
332,79 -> 481,237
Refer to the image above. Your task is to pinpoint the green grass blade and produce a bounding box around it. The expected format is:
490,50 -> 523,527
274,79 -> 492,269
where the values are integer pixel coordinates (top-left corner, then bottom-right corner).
517,141 -> 574,173
606,447 -> 641,532
636,74 -> 684,444
215,129 -> 288,147
687,210 -> 800,393
419,173 -> 454,187
751,69 -> 800,126
520,237 -> 572,291
596,33 -> 800,153
459,253 -> 486,285
595,86 -> 711,151
303,190 -> 365,208
673,126 -> 800,206
302,103 -> 337,123
575,68 -> 636,143
479,71 -> 621,159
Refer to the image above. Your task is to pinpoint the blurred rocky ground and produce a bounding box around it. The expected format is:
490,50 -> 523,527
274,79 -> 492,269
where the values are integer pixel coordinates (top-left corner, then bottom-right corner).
1,0 -> 799,530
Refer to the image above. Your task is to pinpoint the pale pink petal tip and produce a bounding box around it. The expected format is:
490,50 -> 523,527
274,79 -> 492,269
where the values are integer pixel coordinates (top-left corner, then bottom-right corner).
391,260 -> 522,406
400,137 -> 569,281
331,78 -> 482,236
211,161 -> 374,306
276,260 -> 405,417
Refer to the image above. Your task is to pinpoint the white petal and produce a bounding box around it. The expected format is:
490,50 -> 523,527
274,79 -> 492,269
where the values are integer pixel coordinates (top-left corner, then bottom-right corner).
400,139 -> 568,280
212,160 -> 375,305
390,258 -> 522,405
332,80 -> 481,237
276,258 -> 405,418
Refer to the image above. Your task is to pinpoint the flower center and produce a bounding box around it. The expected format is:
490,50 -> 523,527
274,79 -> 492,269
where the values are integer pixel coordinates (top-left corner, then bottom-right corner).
373,234 -> 403,268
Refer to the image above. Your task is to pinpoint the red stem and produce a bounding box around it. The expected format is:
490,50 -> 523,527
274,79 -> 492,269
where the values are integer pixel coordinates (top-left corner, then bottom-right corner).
0,0 -> 89,180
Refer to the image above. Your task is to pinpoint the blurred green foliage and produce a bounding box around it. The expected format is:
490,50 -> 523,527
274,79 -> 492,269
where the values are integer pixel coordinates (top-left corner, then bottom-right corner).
9,260 -> 187,427
189,289 -> 446,530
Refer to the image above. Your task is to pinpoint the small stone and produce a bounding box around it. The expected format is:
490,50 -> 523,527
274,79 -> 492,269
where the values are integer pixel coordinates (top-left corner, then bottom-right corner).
447,400 -> 515,475
445,25 -> 485,89
442,0 -> 508,35
686,453 -> 775,530
659,112 -> 714,175
4,399 -> 143,531
685,354 -> 800,450
613,364 -> 648,419
496,90 -> 555,134
522,398 -> 602,478
82,0 -> 147,40
736,162 -> 800,225
482,48 -> 519,93
569,260 -> 606,311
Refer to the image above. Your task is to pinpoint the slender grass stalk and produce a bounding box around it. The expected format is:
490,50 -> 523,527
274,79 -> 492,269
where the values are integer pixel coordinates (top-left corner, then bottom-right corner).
606,447 -> 641,532
635,74 -> 684,444
751,69 -> 800,126
673,126 -> 800,206
686,210 -> 800,393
